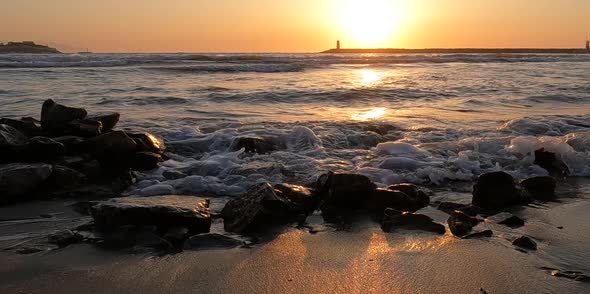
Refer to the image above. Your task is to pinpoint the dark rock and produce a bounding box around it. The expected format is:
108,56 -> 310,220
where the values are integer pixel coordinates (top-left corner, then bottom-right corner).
47,165 -> 87,190
463,230 -> 493,239
230,137 -> 277,154
273,183 -> 318,212
86,112 -> 120,131
387,183 -> 431,206
48,230 -> 82,247
0,118 -> 42,137
448,210 -> 480,237
472,171 -> 526,209
381,208 -> 446,234
163,170 -> 187,180
90,195 -> 211,234
497,215 -> 525,228
512,235 -> 537,250
52,136 -> 85,154
66,119 -> 102,137
40,99 -> 87,135
0,163 -> 52,203
183,233 -> 244,250
221,182 -> 312,233
163,226 -> 190,246
315,171 -> 333,193
369,188 -> 428,215
534,148 -> 569,176
128,132 -> 166,154
131,152 -> 163,171
0,124 -> 27,160
82,131 -> 137,167
521,176 -> 557,200
323,173 -> 377,209
23,136 -> 65,160
437,202 -> 480,216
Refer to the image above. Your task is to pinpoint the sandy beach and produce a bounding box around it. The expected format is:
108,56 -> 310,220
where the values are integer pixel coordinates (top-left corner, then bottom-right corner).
1,178 -> 589,294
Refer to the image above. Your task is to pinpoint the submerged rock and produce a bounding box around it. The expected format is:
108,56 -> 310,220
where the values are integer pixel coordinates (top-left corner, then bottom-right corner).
448,210 -> 480,237
86,112 -> 120,131
0,118 -> 42,137
512,235 -> 537,251
40,99 -> 87,135
183,233 -> 244,250
221,182 -> 315,233
550,270 -> 590,282
534,148 -> 569,176
91,195 -> 211,234
0,163 -> 52,203
230,137 -> 277,154
472,171 -> 526,209
521,176 -> 556,200
381,208 -> 446,234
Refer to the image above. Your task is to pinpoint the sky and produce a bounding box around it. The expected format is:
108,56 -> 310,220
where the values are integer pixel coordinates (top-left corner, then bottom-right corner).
1,0 -> 589,52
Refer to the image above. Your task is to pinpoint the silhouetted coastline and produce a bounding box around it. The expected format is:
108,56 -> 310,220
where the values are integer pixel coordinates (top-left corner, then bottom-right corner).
322,48 -> 589,54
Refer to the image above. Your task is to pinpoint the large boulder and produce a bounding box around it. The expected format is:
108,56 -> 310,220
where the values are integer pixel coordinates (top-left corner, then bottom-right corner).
52,136 -> 85,154
221,182 -> 315,233
521,176 -> 556,200
47,165 -> 87,190
86,112 -> 120,131
448,210 -> 480,237
472,171 -> 526,209
381,208 -> 446,234
273,183 -> 319,212
82,131 -> 137,167
90,195 -> 211,234
40,99 -> 87,135
0,163 -> 53,203
0,118 -> 42,137
321,173 -> 377,209
66,119 -> 102,137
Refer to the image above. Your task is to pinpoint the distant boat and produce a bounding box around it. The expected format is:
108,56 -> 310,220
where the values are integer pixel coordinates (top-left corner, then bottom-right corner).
78,48 -> 93,54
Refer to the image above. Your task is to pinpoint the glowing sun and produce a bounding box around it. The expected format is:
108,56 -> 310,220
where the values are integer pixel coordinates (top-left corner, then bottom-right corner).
338,0 -> 403,48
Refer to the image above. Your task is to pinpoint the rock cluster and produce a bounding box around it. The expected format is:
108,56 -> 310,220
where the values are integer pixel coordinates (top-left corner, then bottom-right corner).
0,99 -> 166,205
472,171 -> 556,209
221,172 -> 440,234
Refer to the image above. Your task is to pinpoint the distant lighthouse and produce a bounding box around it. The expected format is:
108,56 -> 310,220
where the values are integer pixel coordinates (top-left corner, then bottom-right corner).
337,40 -> 341,50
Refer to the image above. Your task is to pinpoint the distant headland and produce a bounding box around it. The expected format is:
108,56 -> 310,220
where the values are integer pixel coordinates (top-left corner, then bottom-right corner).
323,40 -> 590,54
0,41 -> 61,54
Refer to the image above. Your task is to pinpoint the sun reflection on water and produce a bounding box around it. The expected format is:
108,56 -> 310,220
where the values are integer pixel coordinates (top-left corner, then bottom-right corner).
352,107 -> 387,121
360,69 -> 382,85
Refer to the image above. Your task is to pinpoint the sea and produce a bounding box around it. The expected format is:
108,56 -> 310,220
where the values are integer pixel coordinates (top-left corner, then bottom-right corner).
1,53 -> 590,198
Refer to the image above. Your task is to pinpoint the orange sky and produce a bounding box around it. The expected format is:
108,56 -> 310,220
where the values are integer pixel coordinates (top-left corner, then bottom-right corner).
1,0 -> 589,52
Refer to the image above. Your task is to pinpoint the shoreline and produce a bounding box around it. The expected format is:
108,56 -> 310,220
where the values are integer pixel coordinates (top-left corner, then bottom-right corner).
322,48 -> 590,54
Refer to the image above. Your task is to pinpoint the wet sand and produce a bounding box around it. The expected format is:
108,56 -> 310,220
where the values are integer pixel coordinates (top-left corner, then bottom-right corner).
1,186 -> 590,294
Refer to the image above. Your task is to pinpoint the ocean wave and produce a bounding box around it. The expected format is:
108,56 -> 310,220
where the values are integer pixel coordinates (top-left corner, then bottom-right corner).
143,63 -> 304,73
1,53 -> 589,69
